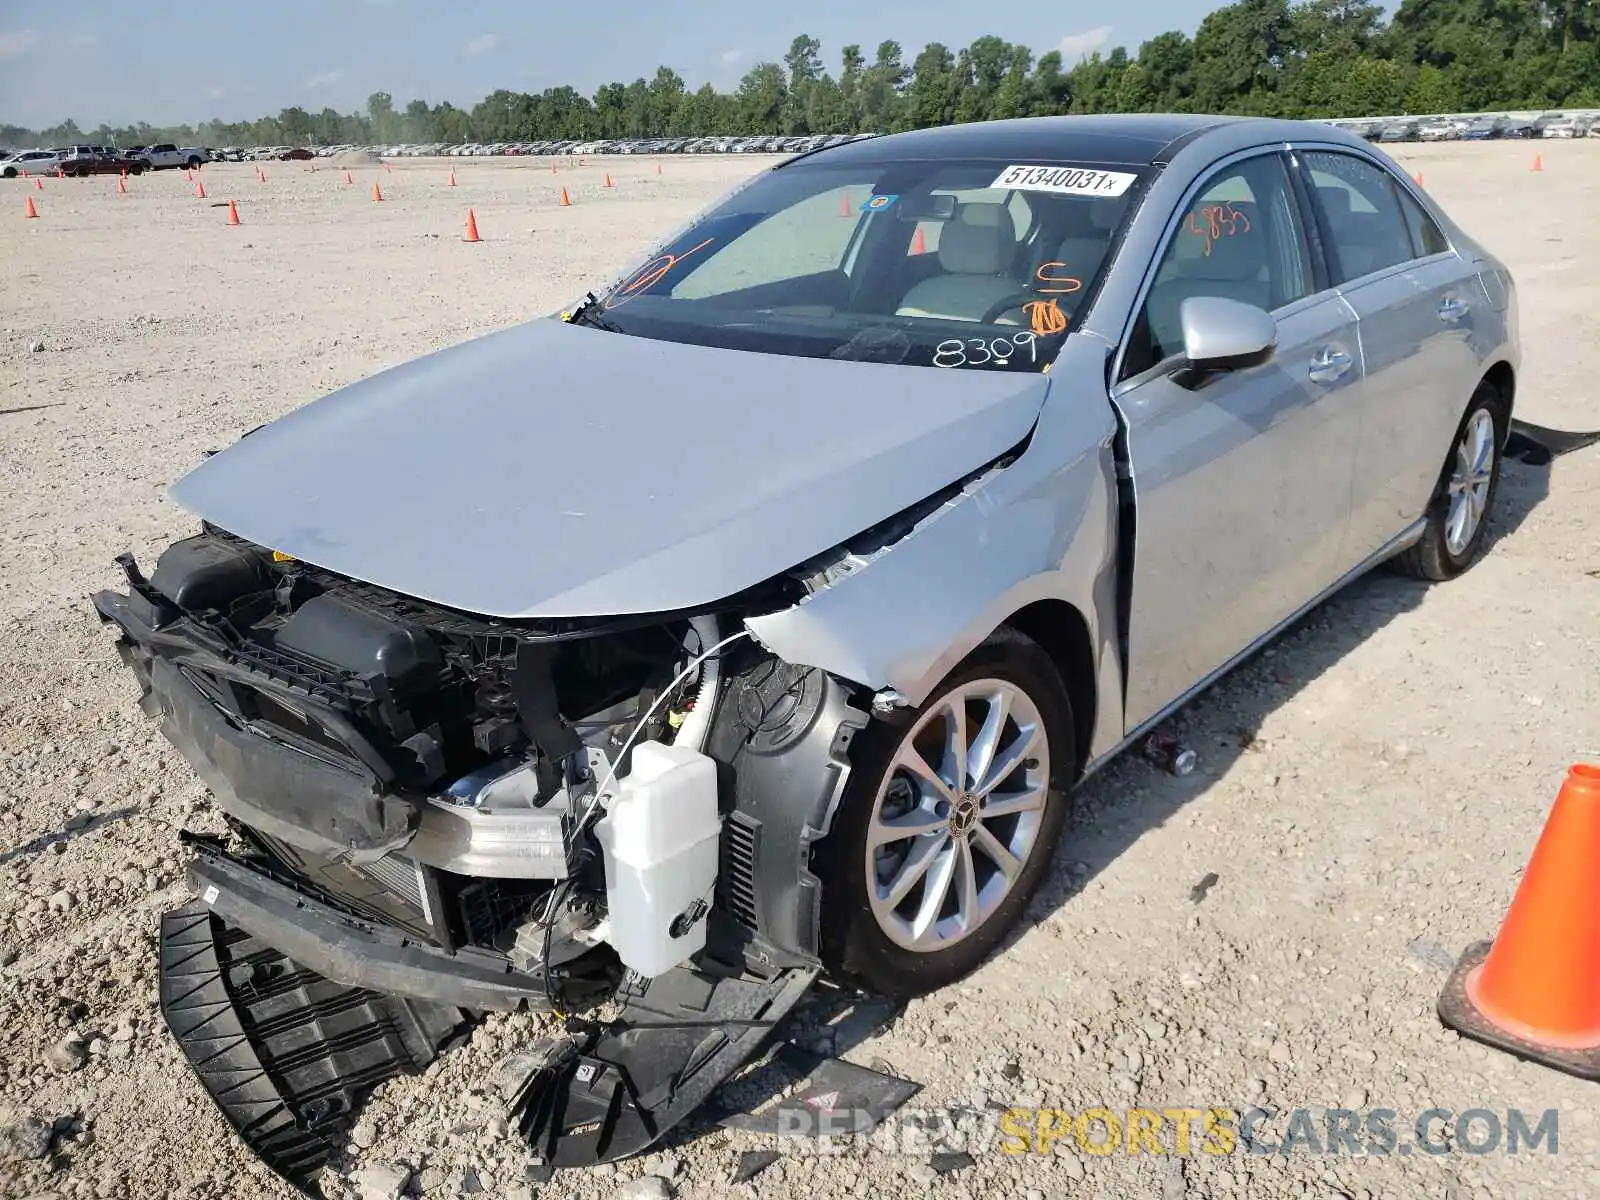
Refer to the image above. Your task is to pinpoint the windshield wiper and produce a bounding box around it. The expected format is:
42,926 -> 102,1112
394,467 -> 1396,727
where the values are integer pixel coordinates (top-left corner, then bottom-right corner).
565,291 -> 621,333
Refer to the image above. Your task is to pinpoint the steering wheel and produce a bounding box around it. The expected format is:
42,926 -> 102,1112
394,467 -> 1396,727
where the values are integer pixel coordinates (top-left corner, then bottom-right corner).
979,293 -> 1039,325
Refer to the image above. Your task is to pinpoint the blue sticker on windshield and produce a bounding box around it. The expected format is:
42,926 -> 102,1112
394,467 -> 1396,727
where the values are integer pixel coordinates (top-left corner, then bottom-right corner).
862,193 -> 898,213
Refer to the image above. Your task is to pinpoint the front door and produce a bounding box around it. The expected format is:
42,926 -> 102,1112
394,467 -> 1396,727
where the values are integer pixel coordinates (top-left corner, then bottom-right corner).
1115,151 -> 1364,730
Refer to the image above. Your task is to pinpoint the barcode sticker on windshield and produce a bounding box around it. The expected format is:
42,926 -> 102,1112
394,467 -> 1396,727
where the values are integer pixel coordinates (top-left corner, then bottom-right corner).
991,165 -> 1137,197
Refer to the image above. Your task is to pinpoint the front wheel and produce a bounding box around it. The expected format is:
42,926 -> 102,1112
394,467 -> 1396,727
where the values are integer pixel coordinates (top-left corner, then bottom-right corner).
1391,380 -> 1507,581
815,630 -> 1074,998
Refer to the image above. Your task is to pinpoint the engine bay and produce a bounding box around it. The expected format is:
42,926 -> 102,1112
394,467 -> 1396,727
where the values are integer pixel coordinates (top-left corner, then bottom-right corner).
94,525 -> 767,1006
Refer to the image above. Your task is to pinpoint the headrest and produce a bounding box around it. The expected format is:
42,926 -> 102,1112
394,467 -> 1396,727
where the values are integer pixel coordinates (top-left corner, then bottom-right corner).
939,203 -> 1016,275
1174,200 -> 1263,282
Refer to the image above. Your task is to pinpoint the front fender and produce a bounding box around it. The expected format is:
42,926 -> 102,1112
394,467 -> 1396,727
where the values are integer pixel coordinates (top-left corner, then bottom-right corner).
745,351 -> 1125,759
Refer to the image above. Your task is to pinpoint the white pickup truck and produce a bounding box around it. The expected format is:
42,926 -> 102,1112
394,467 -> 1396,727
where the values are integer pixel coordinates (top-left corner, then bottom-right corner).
131,143 -> 206,170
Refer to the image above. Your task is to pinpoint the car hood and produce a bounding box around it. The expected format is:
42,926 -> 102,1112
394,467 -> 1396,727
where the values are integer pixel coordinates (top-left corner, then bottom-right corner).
169,319 -> 1049,618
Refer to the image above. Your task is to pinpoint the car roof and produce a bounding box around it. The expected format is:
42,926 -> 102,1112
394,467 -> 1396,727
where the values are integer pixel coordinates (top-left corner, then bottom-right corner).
797,114 -> 1245,168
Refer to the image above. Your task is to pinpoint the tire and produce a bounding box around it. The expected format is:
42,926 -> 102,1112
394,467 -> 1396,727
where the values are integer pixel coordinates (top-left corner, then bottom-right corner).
815,629 -> 1075,998
186,156 -> 201,168
1391,379 -> 1507,581
2,167 -> 15,179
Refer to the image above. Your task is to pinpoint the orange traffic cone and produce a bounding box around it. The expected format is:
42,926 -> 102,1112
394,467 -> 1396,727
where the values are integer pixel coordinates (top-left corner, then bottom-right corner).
603,173 -> 614,188
464,208 -> 480,242
343,169 -> 354,185
1532,154 -> 1543,172
448,169 -> 457,187
1415,172 -> 1424,187
559,187 -> 571,207
385,162 -> 392,174
1439,764 -> 1600,1077
579,157 -> 586,167
226,199 -> 240,226
372,182 -> 384,202
117,174 -> 127,194
656,162 -> 662,175
34,176 -> 43,190
550,161 -> 557,174
196,179 -> 207,199
257,167 -> 266,183
56,168 -> 64,179
911,226 -> 927,255
24,195 -> 38,219
840,191 -> 853,217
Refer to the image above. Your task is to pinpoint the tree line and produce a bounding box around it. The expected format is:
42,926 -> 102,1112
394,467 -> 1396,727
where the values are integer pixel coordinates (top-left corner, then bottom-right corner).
4,0 -> 1597,150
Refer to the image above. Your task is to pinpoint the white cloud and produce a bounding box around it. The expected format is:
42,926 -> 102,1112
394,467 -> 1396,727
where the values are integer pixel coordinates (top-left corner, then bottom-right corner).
1059,26 -> 1113,57
463,33 -> 499,56
720,47 -> 751,67
305,70 -> 344,89
0,30 -> 41,58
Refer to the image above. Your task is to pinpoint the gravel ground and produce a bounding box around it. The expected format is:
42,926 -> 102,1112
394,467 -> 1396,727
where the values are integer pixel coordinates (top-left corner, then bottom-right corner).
1,141 -> 1598,1200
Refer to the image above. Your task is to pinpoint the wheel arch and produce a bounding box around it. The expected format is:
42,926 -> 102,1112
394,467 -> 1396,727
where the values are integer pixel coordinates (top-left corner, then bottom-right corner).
1482,360 -> 1515,419
1000,599 -> 1097,783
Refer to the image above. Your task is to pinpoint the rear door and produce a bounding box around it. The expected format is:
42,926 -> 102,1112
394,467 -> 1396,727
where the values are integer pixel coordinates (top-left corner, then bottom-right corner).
1114,150 -> 1364,730
1296,149 -> 1486,563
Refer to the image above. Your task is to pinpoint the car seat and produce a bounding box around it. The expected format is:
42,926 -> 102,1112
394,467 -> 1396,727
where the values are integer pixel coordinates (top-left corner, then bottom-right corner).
1047,196 -> 1122,291
895,203 -> 1023,323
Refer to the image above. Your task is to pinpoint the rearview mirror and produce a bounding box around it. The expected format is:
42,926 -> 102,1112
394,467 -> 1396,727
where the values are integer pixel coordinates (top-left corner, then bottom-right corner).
1179,296 -> 1276,373
898,194 -> 958,222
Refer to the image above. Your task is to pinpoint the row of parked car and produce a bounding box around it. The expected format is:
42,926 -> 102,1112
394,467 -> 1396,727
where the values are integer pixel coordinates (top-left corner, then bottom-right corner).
1333,112 -> 1596,142
327,133 -> 879,157
0,142 -> 212,178
9,114 -> 1594,178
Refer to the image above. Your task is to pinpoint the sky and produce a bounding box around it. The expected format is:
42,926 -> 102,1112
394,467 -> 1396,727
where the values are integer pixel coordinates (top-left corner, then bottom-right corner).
0,0 -> 1218,131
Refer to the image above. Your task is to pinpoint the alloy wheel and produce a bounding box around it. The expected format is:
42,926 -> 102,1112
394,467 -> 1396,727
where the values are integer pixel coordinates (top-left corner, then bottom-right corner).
865,679 -> 1049,953
1445,406 -> 1496,556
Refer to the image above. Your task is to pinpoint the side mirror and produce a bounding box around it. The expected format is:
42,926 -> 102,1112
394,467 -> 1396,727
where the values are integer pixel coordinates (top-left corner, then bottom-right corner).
1179,296 -> 1277,374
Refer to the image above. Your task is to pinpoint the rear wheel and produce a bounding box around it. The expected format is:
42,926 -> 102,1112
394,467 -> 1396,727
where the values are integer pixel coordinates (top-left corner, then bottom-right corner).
1391,380 -> 1507,581
815,631 -> 1074,997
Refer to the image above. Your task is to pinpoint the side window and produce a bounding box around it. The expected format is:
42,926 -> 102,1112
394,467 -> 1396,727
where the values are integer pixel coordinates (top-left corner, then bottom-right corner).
1302,151 -> 1417,283
1396,188 -> 1449,257
1126,153 -> 1312,376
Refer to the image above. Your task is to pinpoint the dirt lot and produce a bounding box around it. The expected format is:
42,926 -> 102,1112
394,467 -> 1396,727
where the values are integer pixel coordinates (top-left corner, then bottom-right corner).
1,140 -> 1598,1200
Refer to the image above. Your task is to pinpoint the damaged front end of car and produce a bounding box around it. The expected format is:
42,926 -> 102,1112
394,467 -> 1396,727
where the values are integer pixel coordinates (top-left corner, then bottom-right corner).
92,526 -> 873,1193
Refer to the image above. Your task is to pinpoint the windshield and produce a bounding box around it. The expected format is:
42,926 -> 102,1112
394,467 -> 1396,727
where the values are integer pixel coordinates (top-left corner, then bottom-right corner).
574,155 -> 1146,372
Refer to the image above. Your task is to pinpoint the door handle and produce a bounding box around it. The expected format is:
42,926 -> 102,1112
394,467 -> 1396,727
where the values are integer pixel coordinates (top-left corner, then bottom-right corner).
1308,345 -> 1354,385
1438,295 -> 1470,323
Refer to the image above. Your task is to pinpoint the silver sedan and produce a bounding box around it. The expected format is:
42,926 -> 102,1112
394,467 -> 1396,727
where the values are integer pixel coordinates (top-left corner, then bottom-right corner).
106,114 -> 1517,1006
